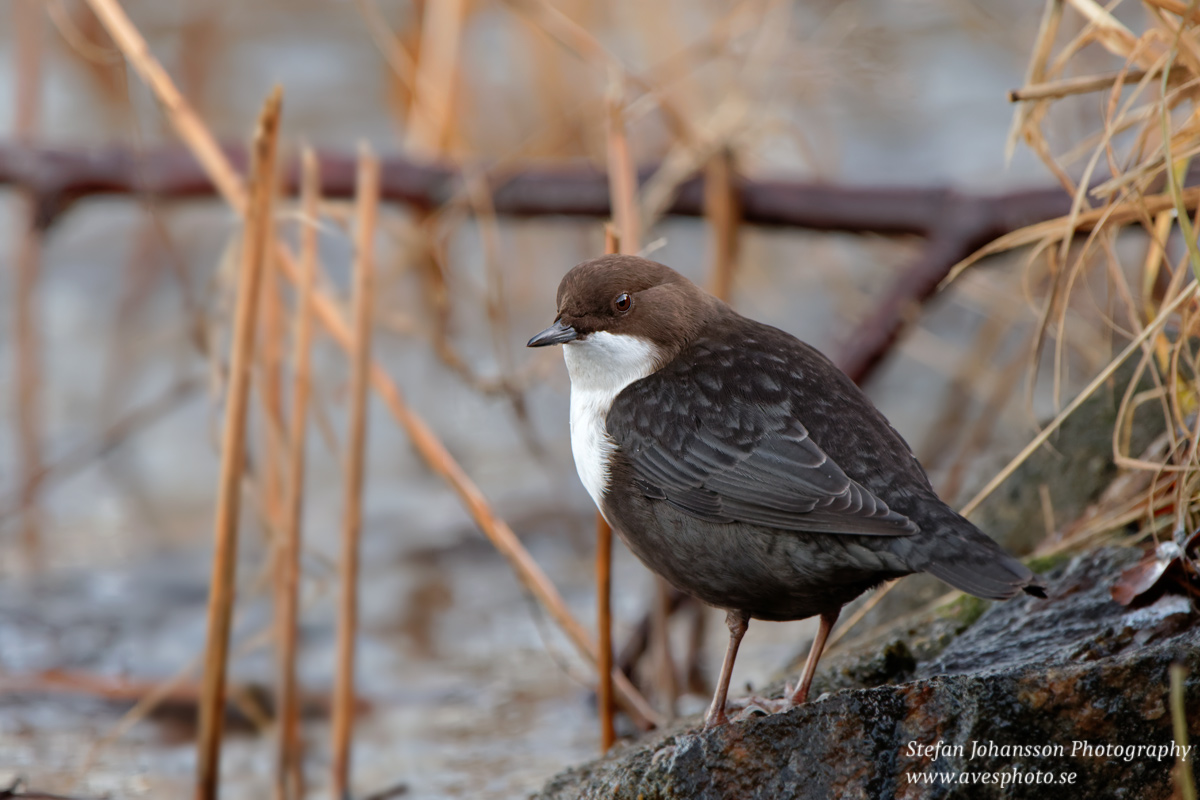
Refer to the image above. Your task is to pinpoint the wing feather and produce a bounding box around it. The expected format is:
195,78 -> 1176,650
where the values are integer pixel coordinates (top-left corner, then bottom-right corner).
607,341 -> 917,537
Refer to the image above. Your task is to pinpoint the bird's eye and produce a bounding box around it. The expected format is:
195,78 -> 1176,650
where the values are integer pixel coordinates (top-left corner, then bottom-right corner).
614,292 -> 632,313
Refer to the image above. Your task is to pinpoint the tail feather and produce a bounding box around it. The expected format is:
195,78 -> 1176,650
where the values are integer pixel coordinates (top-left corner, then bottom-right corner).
911,506 -> 1046,601
925,556 -> 1041,601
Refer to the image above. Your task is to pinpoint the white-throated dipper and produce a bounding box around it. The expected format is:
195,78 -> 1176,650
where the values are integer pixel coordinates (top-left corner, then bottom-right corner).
528,254 -> 1045,729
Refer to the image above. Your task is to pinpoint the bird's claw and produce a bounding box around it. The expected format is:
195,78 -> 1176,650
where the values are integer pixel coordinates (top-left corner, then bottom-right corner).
728,694 -> 791,720
702,708 -> 730,730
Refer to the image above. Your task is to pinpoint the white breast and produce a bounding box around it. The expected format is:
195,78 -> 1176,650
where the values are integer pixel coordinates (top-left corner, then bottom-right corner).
563,331 -> 661,511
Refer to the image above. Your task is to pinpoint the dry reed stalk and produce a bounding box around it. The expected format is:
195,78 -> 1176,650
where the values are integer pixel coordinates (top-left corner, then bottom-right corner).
46,0 -> 122,67
1152,0 -> 1200,21
194,86 -> 282,800
331,145 -> 380,800
704,147 -> 740,302
595,222 -> 621,752
503,0 -> 695,144
606,75 -> 680,717
524,0 -> 586,157
402,2 -> 459,387
595,512 -> 615,749
950,2 -> 1200,551
82,0 -> 245,207
943,184 -> 1200,285
259,241 -> 287,525
1009,68 -> 1158,101
960,280 -> 1199,519
84,0 -> 659,729
1064,0 -> 1142,60
256,183 -> 290,798
604,223 -> 621,259
352,0 -> 416,95
1005,1 -> 1065,172
605,79 -> 641,254
406,0 -> 466,156
274,149 -> 321,800
12,0 -> 44,563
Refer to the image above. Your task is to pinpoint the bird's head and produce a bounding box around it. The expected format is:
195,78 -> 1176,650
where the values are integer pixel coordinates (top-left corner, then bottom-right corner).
527,255 -> 715,371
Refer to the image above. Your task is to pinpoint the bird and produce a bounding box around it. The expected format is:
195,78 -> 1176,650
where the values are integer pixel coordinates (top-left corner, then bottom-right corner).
527,254 -> 1045,730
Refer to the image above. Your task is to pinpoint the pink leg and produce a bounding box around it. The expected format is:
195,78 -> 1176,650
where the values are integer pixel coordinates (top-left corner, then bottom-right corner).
788,608 -> 839,706
703,609 -> 749,730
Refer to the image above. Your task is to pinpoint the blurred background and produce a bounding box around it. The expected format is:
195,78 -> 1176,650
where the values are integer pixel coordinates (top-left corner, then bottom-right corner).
0,0 -> 1171,798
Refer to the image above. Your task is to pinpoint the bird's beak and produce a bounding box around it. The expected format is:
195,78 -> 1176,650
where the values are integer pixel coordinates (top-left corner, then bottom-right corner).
527,319 -> 578,347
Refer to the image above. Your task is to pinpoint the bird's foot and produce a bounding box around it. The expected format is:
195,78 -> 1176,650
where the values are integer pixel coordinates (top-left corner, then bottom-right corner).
702,706 -> 730,730
727,694 -> 791,721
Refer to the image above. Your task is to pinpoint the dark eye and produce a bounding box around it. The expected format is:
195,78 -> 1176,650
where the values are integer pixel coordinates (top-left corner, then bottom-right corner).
614,292 -> 632,313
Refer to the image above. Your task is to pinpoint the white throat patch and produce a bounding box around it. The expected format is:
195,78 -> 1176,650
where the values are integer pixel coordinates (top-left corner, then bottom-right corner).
563,332 -> 661,510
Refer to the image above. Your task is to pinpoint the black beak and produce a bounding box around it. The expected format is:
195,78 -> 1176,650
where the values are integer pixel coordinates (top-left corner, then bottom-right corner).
527,319 -> 578,347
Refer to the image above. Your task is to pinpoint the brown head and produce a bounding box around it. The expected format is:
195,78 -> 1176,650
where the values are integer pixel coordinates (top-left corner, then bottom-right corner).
526,255 -> 717,360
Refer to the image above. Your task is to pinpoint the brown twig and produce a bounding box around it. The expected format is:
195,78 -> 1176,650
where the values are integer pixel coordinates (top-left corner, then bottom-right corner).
0,141 -> 1079,233
193,87 -> 282,800
331,145 -> 380,800
275,149 -> 320,800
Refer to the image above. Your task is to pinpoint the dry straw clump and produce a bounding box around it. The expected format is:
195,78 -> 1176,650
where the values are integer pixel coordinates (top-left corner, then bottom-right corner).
956,0 -> 1200,565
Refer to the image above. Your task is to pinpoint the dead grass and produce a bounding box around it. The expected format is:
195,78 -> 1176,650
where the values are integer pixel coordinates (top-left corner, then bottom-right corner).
194,86 -> 282,800
952,0 -> 1200,558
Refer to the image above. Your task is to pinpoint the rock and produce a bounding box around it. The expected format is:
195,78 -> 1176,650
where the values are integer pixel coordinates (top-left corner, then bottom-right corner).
535,549 -> 1199,799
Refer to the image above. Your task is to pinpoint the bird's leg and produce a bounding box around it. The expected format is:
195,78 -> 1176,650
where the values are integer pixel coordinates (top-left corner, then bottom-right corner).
702,609 -> 749,730
787,608 -> 839,706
